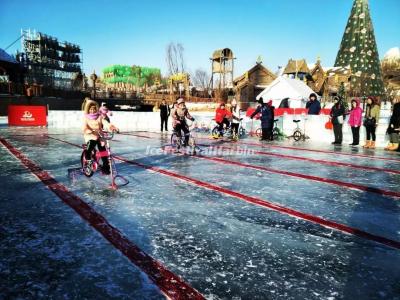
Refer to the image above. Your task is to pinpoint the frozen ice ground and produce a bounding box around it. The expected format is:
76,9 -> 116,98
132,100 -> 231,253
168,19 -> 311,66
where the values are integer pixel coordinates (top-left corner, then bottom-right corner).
1,126 -> 400,299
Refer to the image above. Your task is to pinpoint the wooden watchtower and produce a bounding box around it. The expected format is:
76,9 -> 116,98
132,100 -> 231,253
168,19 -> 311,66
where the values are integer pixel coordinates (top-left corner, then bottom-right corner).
210,48 -> 235,92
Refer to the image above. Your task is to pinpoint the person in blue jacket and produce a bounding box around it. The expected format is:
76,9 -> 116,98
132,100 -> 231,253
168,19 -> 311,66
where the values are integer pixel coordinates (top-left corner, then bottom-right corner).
250,98 -> 273,141
306,93 -> 321,115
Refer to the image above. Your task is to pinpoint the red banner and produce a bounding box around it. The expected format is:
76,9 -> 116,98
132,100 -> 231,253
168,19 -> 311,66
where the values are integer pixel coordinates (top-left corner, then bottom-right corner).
8,105 -> 47,126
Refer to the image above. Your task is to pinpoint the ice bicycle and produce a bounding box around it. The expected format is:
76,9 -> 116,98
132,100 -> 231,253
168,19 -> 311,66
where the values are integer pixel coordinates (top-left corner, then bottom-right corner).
69,130 -> 129,189
287,119 -> 310,142
249,119 -> 285,141
170,120 -> 202,155
211,118 -> 245,141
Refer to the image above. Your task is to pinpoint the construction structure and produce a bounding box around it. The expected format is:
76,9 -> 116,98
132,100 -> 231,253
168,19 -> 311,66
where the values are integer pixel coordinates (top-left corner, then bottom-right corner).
102,65 -> 161,93
210,48 -> 235,91
17,29 -> 83,90
334,0 -> 385,97
233,61 -> 276,109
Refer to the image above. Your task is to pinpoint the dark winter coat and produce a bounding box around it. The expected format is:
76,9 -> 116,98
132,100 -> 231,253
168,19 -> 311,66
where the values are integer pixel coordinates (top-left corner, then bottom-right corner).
330,101 -> 345,125
251,104 -> 273,128
306,99 -> 321,115
159,104 -> 170,117
387,103 -> 400,134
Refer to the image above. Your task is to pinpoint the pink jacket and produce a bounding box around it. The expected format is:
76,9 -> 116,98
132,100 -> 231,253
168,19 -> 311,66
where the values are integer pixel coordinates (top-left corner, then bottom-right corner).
348,99 -> 363,127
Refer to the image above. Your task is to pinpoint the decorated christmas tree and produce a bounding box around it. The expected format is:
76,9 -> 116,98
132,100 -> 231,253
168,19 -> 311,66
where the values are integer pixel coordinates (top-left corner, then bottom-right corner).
334,0 -> 385,97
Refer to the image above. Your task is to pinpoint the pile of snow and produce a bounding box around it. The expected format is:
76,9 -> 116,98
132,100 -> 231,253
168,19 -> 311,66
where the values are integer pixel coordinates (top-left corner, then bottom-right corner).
383,47 -> 400,62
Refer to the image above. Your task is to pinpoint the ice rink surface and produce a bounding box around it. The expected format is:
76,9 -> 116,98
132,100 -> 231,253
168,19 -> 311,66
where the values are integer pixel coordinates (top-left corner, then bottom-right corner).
1,126 -> 400,299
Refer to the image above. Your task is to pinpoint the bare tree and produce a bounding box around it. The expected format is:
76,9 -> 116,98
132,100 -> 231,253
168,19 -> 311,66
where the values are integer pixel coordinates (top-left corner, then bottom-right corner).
191,69 -> 210,91
166,42 -> 185,75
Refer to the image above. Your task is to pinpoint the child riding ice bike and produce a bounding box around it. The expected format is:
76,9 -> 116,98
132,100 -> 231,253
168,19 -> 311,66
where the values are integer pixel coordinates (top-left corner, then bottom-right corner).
81,99 -> 128,188
212,118 -> 245,140
81,129 -> 115,177
171,98 -> 198,154
212,102 -> 231,139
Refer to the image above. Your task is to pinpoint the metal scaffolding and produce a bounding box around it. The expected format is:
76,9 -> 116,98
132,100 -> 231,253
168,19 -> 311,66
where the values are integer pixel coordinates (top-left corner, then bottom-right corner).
17,29 -> 83,90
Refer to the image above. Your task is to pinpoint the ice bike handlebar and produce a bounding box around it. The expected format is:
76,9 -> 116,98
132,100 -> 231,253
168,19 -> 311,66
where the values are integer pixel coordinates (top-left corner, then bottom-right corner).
95,130 -> 117,141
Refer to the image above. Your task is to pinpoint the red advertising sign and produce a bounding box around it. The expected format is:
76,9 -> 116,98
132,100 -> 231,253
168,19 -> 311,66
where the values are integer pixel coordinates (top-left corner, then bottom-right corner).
8,105 -> 47,126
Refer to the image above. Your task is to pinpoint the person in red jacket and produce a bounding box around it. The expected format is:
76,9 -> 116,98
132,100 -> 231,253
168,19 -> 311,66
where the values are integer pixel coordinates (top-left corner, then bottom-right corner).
215,102 -> 231,137
348,98 -> 363,146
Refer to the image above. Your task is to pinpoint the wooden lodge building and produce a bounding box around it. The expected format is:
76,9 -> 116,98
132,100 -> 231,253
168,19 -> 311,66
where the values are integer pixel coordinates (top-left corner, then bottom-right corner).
233,62 -> 276,109
282,59 -> 311,81
282,58 -> 353,99
308,59 -> 352,99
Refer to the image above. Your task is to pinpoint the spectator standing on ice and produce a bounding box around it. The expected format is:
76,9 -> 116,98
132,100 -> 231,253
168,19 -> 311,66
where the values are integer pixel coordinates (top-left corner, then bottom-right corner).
230,99 -> 241,138
348,98 -> 363,146
250,98 -> 273,141
385,98 -> 400,151
159,99 -> 170,132
330,96 -> 345,145
363,96 -> 380,149
306,93 -> 321,115
267,100 -> 275,140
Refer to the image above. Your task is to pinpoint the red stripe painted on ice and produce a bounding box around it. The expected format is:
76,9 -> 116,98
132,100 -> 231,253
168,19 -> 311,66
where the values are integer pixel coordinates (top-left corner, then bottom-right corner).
128,131 -> 400,163
120,133 -> 400,198
236,140 -> 400,163
45,135 -> 400,250
114,155 -> 400,250
122,134 -> 400,174
197,143 -> 400,175
192,152 -> 400,199
0,137 -> 205,300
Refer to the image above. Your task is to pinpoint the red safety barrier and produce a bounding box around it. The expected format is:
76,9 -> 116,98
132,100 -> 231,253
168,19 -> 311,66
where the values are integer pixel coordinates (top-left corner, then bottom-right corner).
321,108 -> 331,115
245,108 -> 260,119
8,105 -> 47,126
247,107 -> 331,117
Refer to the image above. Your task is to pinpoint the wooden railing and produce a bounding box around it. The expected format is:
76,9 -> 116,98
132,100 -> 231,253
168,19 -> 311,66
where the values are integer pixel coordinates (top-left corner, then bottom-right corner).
143,93 -> 220,103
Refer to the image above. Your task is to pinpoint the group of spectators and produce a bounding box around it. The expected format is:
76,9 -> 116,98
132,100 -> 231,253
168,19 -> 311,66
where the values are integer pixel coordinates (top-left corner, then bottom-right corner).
305,93 -> 399,151
326,95 -> 399,151
158,94 -> 400,152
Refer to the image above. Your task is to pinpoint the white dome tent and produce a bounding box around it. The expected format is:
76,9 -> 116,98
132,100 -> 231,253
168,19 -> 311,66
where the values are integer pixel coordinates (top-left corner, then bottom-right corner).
256,76 -> 317,108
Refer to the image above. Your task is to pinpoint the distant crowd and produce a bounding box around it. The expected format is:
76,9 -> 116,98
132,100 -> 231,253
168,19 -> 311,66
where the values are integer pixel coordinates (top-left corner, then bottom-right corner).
156,94 -> 400,152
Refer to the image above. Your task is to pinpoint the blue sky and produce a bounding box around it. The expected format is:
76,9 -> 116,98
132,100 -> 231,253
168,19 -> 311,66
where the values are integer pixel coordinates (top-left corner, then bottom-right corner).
0,0 -> 399,77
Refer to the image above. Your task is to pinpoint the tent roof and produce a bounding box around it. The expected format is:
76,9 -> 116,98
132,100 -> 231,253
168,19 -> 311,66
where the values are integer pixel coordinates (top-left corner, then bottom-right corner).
0,48 -> 17,64
256,76 -> 316,101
